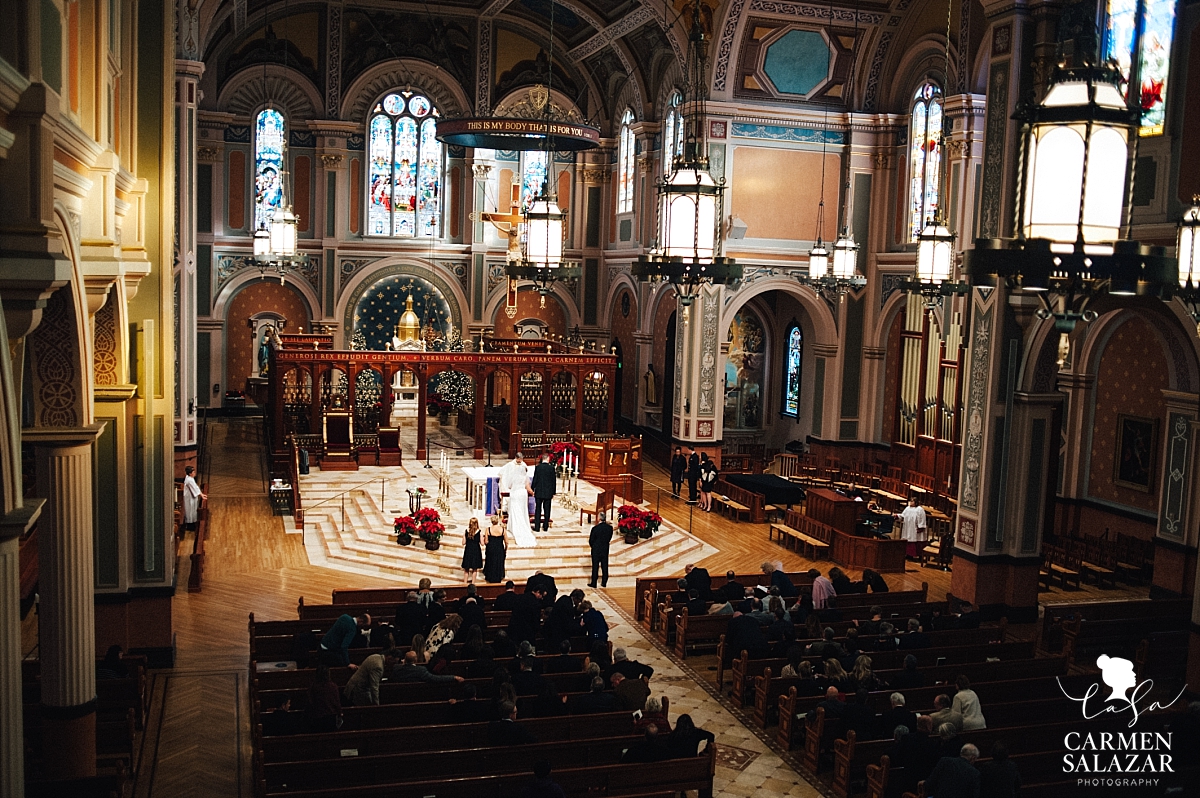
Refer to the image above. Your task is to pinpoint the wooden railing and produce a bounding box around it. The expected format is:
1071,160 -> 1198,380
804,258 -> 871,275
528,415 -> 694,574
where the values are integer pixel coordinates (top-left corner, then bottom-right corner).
187,482 -> 209,593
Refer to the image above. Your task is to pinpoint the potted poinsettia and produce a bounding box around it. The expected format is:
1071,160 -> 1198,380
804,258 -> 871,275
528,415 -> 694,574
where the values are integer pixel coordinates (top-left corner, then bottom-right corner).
617,504 -> 645,544
394,515 -> 416,546
640,509 -> 662,539
413,507 -> 445,550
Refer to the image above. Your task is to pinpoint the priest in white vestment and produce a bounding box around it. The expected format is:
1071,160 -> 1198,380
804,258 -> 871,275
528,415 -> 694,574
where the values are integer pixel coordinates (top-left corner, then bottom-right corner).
896,497 -> 928,559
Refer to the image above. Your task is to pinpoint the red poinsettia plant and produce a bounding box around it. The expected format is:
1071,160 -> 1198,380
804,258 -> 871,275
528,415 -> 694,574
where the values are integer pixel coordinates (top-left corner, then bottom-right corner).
548,441 -> 579,466
412,507 -> 445,542
617,504 -> 662,538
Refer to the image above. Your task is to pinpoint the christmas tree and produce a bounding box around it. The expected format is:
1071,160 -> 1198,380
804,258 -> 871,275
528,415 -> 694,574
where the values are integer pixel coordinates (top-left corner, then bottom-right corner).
433,370 -> 474,410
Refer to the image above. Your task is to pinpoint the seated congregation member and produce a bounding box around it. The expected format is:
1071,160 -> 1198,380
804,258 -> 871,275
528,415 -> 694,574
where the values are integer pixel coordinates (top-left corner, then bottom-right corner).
492,629 -> 518,658
318,613 -> 370,667
928,693 -> 964,733
457,595 -> 487,637
802,612 -> 824,641
768,608 -> 795,646
467,645 -> 497,678
722,571 -> 747,603
762,561 -> 798,598
393,588 -> 427,643
685,589 -> 708,617
448,684 -> 491,723
952,674 -> 987,730
851,654 -> 888,691
955,601 -> 981,629
522,760 -> 566,798
670,578 -> 691,606
706,598 -> 735,616
860,568 -> 890,593
666,714 -> 716,758
828,566 -> 854,595
809,568 -> 836,610
839,628 -> 862,670
494,580 -> 521,612
899,617 -> 931,649
579,600 -> 608,642
344,648 -> 400,707
978,741 -> 1021,798
512,655 -> 546,696
724,610 -> 771,665
489,699 -> 538,745
926,743 -> 981,798
584,640 -> 612,669
871,622 -> 900,652
260,697 -> 302,736
530,680 -> 566,718
879,692 -> 918,740
806,686 -> 846,725
635,695 -> 672,733
391,649 -> 465,684
843,689 -> 878,740
936,722 -> 962,760
423,589 -> 448,633
806,627 -> 846,661
425,613 -> 462,660
891,654 -> 925,689
569,676 -> 621,714
545,588 -> 585,646
855,606 -> 885,636
621,724 -> 669,763
787,592 -> 815,625
822,658 -> 852,692
416,577 -> 434,606
885,726 -> 923,798
96,645 -> 128,680
460,624 -> 485,660
790,660 -> 825,696
545,639 -> 580,674
683,563 -> 712,599
607,647 -> 654,681
781,644 -> 806,677
306,665 -> 343,732
611,671 -> 651,711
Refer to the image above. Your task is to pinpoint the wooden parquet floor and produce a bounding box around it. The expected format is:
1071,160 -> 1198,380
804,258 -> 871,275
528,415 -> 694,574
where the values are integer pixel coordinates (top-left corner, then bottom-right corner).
145,419 -> 1149,795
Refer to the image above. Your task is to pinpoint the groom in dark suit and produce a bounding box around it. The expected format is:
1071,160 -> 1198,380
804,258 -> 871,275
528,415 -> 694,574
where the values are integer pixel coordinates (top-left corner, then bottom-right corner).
531,453 -> 558,532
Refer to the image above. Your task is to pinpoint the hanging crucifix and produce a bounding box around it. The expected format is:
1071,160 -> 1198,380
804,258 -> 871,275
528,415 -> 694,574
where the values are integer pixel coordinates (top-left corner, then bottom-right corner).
476,182 -> 523,318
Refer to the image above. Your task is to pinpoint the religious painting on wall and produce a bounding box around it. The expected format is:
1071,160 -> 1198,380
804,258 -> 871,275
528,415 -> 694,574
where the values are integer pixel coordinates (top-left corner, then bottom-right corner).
724,309 -> 765,429
1114,414 -> 1157,491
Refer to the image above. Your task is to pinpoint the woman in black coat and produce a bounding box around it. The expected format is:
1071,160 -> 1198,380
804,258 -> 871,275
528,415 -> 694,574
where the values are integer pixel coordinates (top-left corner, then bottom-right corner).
670,447 -> 687,498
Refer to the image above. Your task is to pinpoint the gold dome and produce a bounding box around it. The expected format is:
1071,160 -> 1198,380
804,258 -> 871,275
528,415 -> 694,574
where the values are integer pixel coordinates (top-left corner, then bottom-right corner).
395,295 -> 420,342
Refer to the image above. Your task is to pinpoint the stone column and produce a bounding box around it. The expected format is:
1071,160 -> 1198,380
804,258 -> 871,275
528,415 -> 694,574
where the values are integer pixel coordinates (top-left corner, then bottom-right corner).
174,61 -> 204,475
26,425 -> 106,778
0,502 -> 43,798
668,287 -> 723,465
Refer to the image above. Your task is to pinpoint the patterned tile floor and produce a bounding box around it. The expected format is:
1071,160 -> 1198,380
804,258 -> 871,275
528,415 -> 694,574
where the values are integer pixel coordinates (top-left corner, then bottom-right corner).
585,591 -> 825,798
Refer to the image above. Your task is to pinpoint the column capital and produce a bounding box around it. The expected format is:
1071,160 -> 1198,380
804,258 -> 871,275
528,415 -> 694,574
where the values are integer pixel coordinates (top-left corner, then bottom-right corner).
22,423 -> 107,447
0,498 -> 45,543
174,60 -> 205,79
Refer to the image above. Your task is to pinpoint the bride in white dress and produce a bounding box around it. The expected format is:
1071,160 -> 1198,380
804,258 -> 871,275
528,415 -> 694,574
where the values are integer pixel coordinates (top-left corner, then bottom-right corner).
501,456 -> 538,548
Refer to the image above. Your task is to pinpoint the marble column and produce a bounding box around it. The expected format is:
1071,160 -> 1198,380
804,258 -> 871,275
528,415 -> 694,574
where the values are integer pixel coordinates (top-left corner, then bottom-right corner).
669,287 -> 723,464
27,425 -> 106,778
174,61 -> 204,474
0,502 -> 43,798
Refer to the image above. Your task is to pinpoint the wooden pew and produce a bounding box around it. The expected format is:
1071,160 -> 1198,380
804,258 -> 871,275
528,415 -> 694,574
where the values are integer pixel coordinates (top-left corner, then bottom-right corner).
330,585 -> 512,604
1039,597 -> 1191,654
260,710 -> 646,760
634,570 -> 817,625
262,745 -> 716,798
754,656 -> 1069,729
711,477 -> 767,523
1061,614 -> 1189,667
255,671 -> 595,710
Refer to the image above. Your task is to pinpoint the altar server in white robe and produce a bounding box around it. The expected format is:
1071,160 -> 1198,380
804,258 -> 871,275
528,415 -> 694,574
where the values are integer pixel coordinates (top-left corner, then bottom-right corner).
182,466 -> 207,532
896,497 -> 927,559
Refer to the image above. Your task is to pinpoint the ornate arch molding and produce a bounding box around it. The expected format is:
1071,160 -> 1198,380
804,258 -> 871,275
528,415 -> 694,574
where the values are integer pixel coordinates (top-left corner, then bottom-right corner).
885,33 -> 960,113
480,282 -> 579,331
211,272 -> 319,324
601,273 -> 641,327
643,282 -> 677,333
1070,304 -> 1200,394
217,64 -> 323,121
721,279 -> 839,351
493,86 -> 586,122
341,59 -> 472,123
340,261 -> 467,340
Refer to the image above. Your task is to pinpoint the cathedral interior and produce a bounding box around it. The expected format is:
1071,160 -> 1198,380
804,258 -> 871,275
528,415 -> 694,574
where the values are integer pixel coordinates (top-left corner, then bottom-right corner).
3,0 -> 1200,792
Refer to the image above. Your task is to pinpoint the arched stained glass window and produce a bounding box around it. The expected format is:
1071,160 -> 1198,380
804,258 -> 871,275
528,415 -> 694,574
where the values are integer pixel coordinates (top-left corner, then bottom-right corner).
908,82 -> 943,242
367,91 -> 442,237
783,323 -> 803,418
618,108 -> 635,213
520,150 -> 548,211
254,108 -> 286,232
1104,0 -> 1175,136
663,92 -> 683,175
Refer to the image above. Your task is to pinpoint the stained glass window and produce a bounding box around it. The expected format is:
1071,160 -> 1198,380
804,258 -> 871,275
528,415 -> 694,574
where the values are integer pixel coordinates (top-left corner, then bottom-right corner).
254,108 -> 285,232
520,150 -> 548,211
663,92 -> 683,175
908,82 -> 943,242
1104,0 -> 1176,136
783,324 -> 803,418
618,108 -> 635,213
367,91 -> 442,237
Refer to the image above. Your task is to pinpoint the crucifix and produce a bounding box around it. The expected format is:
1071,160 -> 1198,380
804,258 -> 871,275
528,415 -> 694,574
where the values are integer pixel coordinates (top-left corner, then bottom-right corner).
473,182 -> 524,317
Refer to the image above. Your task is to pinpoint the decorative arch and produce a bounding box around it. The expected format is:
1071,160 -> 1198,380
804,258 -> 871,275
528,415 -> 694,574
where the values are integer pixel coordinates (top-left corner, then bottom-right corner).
341,59 -> 471,123
721,279 -> 839,350
493,86 -> 586,122
481,281 -> 579,332
217,64 -> 322,121
1071,302 -> 1200,394
211,270 -> 319,324
600,273 -> 640,327
340,261 -> 466,344
883,34 -> 959,114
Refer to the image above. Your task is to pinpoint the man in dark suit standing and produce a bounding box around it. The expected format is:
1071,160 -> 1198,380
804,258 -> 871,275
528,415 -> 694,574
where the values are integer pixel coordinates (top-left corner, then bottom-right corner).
531,453 -> 557,532
686,446 -> 701,504
684,563 -> 712,599
508,587 -> 546,646
588,513 -> 613,588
